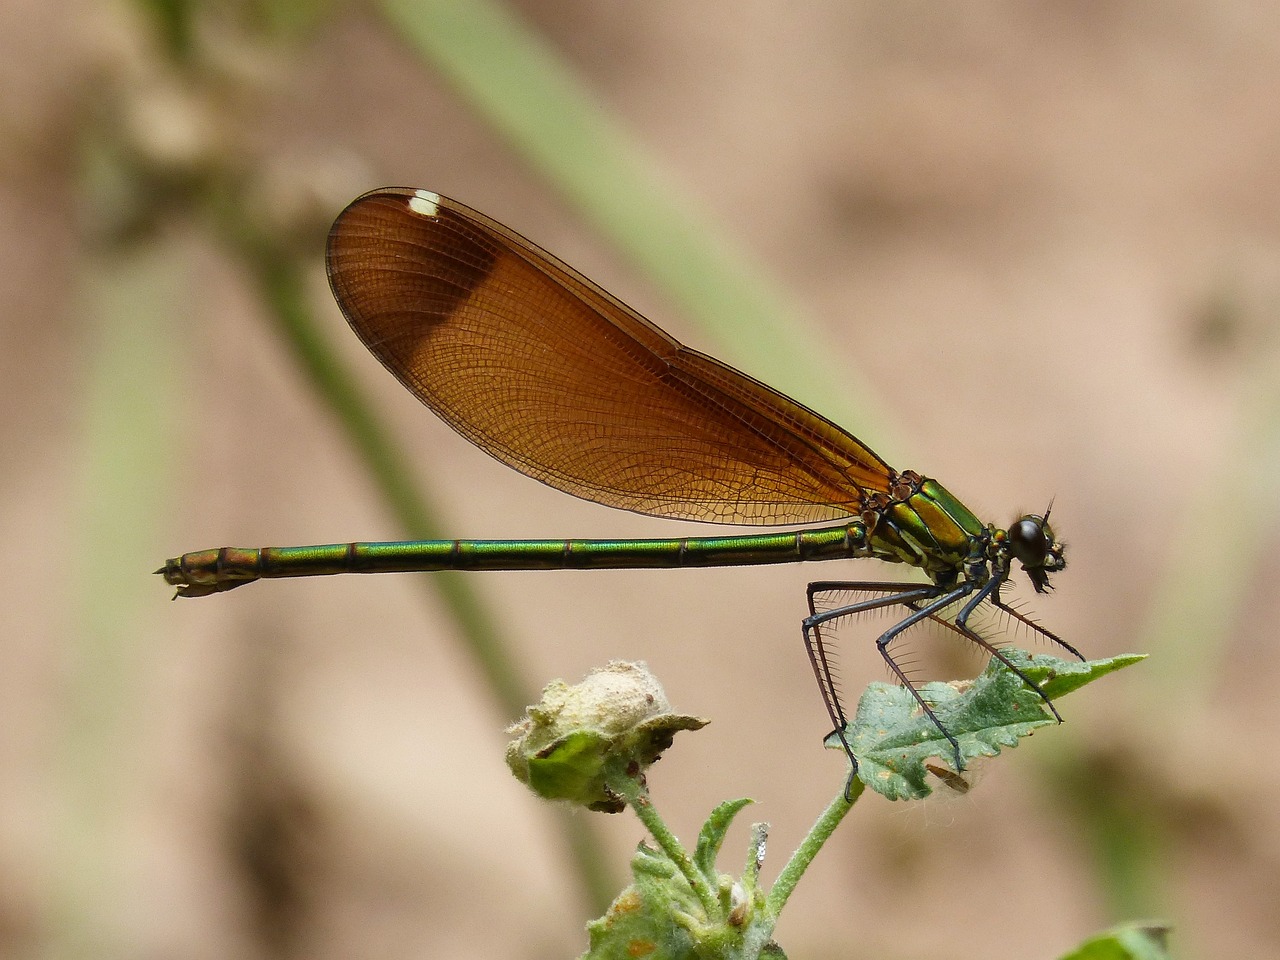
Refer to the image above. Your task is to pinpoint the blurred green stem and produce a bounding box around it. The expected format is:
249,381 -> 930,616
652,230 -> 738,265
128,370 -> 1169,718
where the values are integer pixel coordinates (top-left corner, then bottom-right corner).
379,0 -> 898,462
207,191 -> 617,914
60,238 -> 185,958
1138,352 -> 1280,709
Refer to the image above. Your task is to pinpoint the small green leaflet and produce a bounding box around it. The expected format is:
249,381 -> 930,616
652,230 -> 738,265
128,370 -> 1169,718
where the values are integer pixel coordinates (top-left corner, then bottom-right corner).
584,799 -> 781,960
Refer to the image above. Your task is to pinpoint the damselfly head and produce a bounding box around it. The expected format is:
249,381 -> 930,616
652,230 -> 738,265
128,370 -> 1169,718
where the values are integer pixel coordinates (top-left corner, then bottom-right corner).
1007,511 -> 1066,593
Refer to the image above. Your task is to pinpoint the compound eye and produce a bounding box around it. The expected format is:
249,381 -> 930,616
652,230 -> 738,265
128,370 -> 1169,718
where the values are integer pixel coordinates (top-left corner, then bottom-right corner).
1009,516 -> 1049,568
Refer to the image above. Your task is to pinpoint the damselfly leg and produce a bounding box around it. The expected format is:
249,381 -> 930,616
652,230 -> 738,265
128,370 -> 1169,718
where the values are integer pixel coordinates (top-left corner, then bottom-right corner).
804,578 -> 1079,777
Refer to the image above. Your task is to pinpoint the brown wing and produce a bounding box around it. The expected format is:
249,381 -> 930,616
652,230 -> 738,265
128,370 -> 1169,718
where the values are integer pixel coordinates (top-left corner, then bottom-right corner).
325,188 -> 893,525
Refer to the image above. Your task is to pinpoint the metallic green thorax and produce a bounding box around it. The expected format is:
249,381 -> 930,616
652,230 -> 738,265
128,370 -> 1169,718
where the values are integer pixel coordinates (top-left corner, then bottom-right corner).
161,475 -> 994,597
866,478 -> 987,576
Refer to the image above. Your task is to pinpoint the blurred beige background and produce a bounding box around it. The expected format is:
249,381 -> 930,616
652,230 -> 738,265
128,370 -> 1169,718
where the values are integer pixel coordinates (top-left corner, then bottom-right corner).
4,2 -> 1280,958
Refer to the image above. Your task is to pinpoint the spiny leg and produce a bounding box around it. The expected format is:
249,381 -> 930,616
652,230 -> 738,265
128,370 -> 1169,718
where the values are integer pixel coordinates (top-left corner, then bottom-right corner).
891,578 -> 1078,729
805,581 -> 942,724
805,582 -> 940,733
804,582 -> 950,778
869,583 -> 977,771
988,588 -> 1086,661
954,580 -> 1064,721
805,574 -> 1083,785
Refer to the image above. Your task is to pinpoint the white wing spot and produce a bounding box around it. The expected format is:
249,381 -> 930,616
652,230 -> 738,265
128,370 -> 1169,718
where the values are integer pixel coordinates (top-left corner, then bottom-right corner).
407,190 -> 441,217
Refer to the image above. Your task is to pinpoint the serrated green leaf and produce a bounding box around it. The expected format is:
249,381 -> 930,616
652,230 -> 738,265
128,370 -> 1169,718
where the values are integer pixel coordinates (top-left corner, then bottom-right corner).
826,650 -> 1144,801
693,798 -> 753,880
1058,922 -> 1172,960
1001,650 -> 1147,701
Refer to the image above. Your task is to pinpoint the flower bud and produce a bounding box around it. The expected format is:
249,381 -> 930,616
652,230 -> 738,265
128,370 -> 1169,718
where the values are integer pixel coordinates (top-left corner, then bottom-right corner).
505,661 -> 707,812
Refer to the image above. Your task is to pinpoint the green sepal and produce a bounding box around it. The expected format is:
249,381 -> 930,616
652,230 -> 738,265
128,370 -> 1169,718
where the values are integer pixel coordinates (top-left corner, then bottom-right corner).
526,730 -> 622,813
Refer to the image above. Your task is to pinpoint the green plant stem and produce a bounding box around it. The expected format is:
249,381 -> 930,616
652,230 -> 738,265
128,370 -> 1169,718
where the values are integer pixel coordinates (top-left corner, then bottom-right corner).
206,191 -> 617,915
613,773 -> 721,921
58,235 -> 185,959
378,0 -> 896,461
229,214 -> 530,718
1138,355 -> 1280,709
766,778 -> 863,916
